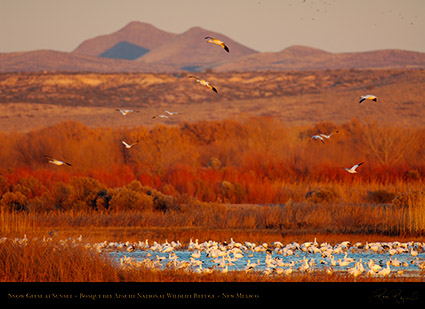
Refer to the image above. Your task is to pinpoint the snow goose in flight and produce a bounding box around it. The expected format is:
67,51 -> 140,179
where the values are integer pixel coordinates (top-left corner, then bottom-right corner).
116,109 -> 139,116
189,76 -> 218,93
359,95 -> 378,104
44,156 -> 72,166
311,135 -> 325,144
152,114 -> 169,119
121,140 -> 139,149
320,130 -> 339,139
344,162 -> 364,174
164,110 -> 179,116
205,36 -> 229,52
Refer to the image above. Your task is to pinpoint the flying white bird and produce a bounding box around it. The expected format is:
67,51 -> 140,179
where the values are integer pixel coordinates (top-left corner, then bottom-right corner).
205,36 -> 229,52
44,156 -> 72,166
189,76 -> 218,93
320,130 -> 339,139
359,95 -> 378,104
311,135 -> 325,144
116,109 -> 139,116
344,162 -> 364,174
164,110 -> 179,116
121,140 -> 139,149
152,114 -> 169,119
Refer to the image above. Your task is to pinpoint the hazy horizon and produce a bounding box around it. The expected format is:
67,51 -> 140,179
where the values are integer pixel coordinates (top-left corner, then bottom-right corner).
1,0 -> 425,54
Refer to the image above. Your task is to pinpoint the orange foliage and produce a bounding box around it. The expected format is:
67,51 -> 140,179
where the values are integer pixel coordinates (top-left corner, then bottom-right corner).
0,118 -> 424,206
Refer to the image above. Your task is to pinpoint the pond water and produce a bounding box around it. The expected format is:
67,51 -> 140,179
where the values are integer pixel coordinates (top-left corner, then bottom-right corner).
104,239 -> 425,278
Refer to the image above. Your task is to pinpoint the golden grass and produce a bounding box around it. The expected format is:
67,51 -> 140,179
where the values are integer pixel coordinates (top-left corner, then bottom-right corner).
0,239 -> 121,282
1,185 -> 425,242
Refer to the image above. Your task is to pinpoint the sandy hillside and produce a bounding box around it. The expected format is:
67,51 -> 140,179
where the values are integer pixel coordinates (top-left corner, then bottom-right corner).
0,69 -> 424,132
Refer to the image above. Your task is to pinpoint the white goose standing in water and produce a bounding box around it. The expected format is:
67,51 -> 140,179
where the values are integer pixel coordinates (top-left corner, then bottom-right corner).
245,259 -> 260,273
377,261 -> 391,277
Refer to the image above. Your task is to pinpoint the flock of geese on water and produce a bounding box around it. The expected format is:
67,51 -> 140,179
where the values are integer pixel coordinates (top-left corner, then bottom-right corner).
4,234 -> 425,278
99,237 -> 425,278
42,35 -> 378,173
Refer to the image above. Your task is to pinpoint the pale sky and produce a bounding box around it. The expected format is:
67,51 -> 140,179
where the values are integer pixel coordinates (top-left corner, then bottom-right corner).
1,0 -> 424,54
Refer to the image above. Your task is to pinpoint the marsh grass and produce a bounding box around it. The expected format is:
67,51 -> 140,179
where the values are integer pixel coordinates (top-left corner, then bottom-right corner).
0,239 -> 121,282
1,191 -> 425,243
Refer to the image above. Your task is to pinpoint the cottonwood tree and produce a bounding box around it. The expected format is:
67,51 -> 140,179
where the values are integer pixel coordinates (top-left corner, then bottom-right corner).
361,122 -> 419,166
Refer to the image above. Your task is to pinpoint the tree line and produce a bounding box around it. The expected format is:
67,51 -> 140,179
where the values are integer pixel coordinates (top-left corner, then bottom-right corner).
0,117 -> 424,210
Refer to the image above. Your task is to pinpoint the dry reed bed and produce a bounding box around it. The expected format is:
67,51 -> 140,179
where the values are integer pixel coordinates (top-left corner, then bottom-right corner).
2,188 -> 425,240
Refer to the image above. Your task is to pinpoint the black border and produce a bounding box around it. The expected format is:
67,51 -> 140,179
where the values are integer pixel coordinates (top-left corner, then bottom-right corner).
2,282 -> 425,305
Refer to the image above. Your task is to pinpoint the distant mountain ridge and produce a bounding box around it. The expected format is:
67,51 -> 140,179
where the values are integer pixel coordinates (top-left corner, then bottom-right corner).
1,21 -> 425,72
214,45 -> 425,71
72,21 -> 176,56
